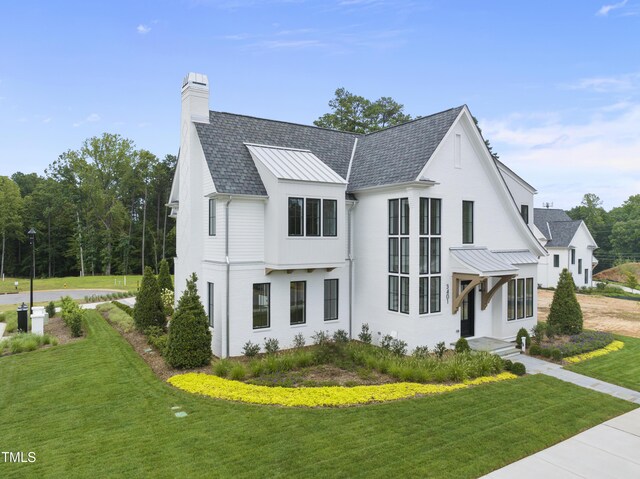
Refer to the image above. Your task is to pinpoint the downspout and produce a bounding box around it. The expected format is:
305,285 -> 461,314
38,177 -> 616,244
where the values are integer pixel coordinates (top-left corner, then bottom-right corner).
347,201 -> 356,339
225,196 -> 232,358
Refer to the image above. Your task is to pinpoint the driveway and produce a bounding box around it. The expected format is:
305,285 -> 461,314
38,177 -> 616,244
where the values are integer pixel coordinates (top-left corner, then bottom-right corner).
0,289 -> 127,306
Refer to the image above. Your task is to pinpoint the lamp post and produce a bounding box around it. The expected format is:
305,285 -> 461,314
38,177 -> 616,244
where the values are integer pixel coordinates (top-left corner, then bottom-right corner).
28,228 -> 36,319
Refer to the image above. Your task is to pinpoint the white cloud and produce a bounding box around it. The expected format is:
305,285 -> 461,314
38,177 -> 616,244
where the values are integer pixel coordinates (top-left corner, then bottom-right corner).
596,0 -> 628,16
565,72 -> 640,92
73,113 -> 101,127
137,24 -> 151,34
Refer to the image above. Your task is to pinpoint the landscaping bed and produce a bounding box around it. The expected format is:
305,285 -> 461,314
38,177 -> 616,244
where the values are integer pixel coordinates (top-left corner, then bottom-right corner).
528,330 -> 617,362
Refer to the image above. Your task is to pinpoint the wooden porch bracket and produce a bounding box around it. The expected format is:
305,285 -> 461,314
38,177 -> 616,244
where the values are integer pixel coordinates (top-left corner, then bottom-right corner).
452,273 -> 483,314
265,268 -> 273,276
480,275 -> 516,310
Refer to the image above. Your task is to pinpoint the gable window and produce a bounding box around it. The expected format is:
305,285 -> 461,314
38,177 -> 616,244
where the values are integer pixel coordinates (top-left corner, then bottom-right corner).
323,199 -> 337,236
290,281 -> 306,325
571,249 -> 575,265
208,199 -> 216,236
578,259 -> 582,274
306,199 -> 321,236
462,201 -> 474,244
520,204 -> 529,224
553,254 -> 560,268
420,197 -> 442,315
253,283 -> 270,329
207,282 -> 214,328
288,198 -> 304,236
324,279 -> 339,321
389,198 -> 409,314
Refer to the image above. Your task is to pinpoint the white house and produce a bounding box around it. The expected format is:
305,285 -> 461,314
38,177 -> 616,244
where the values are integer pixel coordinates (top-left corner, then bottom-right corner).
533,208 -> 598,288
169,73 -> 547,358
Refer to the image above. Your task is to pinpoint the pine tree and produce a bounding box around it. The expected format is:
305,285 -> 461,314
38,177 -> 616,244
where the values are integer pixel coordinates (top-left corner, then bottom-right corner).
157,258 -> 173,292
547,269 -> 583,335
133,266 -> 166,332
165,273 -> 212,368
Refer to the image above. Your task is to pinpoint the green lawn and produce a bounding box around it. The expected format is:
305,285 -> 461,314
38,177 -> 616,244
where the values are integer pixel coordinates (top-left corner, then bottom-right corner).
0,312 -> 635,478
0,275 -> 143,294
566,334 -> 640,392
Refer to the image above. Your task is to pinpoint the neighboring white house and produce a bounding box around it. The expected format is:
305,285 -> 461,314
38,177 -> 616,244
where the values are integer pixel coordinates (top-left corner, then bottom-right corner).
533,208 -> 598,288
169,72 -> 547,358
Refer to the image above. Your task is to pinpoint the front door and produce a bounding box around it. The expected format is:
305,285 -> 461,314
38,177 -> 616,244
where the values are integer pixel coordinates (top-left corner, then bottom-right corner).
460,280 -> 475,338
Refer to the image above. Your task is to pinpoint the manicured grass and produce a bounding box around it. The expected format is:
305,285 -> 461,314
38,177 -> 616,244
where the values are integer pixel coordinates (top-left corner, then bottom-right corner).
0,311 -> 635,478
0,275 -> 144,294
566,334 -> 640,392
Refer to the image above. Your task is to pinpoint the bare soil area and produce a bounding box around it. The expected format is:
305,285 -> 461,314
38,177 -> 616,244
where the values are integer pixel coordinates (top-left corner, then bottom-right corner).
538,289 -> 640,337
45,315 -> 85,346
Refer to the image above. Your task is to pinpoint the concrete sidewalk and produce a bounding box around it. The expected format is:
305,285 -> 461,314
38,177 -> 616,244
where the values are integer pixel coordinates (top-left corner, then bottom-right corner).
482,408 -> 640,478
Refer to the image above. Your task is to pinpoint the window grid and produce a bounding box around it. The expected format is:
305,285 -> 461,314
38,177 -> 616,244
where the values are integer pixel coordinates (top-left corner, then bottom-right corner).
288,197 -> 338,237
420,197 -> 442,315
290,281 -> 306,325
507,278 -> 534,321
388,198 -> 409,314
324,279 -> 339,321
252,283 -> 270,329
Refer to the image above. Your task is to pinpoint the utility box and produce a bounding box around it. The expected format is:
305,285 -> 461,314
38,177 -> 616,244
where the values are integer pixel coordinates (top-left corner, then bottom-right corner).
17,303 -> 28,333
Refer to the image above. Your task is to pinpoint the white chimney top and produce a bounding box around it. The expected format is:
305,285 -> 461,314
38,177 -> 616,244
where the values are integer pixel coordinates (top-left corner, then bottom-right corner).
181,72 -> 210,124
182,72 -> 209,90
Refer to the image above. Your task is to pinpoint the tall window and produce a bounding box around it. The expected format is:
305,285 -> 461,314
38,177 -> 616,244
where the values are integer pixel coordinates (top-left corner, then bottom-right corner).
516,278 -> 525,319
306,199 -> 321,236
507,280 -> 515,321
571,249 -> 576,265
389,198 -> 409,314
525,278 -> 533,317
290,281 -> 306,325
578,259 -> 582,274
508,278 -> 533,321
420,198 -> 442,315
323,199 -> 337,236
520,204 -> 529,223
207,282 -> 214,328
553,254 -> 560,267
208,199 -> 216,236
462,201 -> 474,244
324,279 -> 339,321
288,198 -> 304,236
585,269 -> 589,285
253,283 -> 270,329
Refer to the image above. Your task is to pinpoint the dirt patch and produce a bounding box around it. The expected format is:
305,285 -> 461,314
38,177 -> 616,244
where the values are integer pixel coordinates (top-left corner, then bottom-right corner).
594,263 -> 640,283
98,310 -> 211,381
44,315 -> 85,346
538,289 -> 640,337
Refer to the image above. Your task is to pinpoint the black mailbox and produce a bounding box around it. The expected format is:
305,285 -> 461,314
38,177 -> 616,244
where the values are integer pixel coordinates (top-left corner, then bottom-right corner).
17,303 -> 28,333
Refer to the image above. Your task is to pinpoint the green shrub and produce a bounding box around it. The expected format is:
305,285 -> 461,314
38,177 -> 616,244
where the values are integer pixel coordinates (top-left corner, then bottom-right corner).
229,364 -> 246,381
311,330 -> 329,346
264,337 -> 280,355
548,269 -> 583,335
242,341 -> 260,357
434,341 -> 447,359
529,344 -> 542,356
133,266 -> 166,332
550,348 -> 563,361
516,328 -> 530,349
165,273 -> 212,369
332,329 -> 349,344
112,301 -> 134,316
546,322 -> 558,340
61,296 -> 83,337
145,326 -> 168,354
541,348 -> 552,358
358,323 -> 372,344
413,345 -> 429,358
98,303 -> 135,333
45,301 -> 56,318
531,323 -> 546,344
558,331 -> 614,357
511,362 -> 526,376
502,359 -> 513,371
292,333 -> 306,349
213,359 -> 232,377
0,332 -> 58,355
454,337 -> 471,354
390,339 -> 407,356
157,258 -> 174,292
380,335 -> 394,350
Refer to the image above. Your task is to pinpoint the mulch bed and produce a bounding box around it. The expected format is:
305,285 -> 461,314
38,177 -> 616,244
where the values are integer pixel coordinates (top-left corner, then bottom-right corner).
45,315 -> 85,346
97,309 -> 211,381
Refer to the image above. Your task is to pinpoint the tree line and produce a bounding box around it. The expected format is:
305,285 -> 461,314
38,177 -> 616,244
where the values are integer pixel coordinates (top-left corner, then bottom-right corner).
0,133 -> 176,279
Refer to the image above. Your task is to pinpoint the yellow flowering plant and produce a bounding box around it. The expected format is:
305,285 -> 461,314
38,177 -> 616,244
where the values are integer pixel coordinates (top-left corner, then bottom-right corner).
564,340 -> 624,364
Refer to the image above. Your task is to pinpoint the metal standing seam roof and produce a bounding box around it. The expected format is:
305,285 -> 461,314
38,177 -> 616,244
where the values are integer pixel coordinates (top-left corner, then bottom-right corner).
450,247 -> 519,276
245,143 -> 347,184
492,250 -> 539,265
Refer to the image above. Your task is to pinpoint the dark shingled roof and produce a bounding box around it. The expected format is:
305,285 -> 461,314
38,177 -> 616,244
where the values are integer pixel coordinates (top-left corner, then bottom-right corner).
195,112 -> 359,196
534,208 -> 581,247
348,106 -> 464,191
195,106 -> 464,196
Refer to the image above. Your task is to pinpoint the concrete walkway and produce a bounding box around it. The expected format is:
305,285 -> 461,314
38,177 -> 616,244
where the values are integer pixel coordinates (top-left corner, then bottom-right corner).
482,408 -> 640,478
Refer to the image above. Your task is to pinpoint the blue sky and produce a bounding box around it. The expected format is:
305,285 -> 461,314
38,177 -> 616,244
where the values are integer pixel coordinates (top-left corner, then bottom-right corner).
1,0 -> 638,209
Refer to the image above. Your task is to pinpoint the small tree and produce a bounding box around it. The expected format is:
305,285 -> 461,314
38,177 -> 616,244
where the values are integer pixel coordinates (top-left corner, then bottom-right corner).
547,269 -> 583,335
157,258 -> 174,292
625,272 -> 639,291
165,273 -> 212,368
133,266 -> 166,332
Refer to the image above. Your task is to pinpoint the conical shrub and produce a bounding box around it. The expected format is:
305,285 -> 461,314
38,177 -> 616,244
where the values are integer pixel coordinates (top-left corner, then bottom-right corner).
547,268 -> 583,335
157,258 -> 174,292
133,266 -> 166,332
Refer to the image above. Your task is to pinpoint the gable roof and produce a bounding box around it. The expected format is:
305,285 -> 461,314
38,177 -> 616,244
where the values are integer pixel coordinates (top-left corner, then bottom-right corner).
245,143 -> 347,184
347,106 -> 464,190
195,112 -> 358,196
533,208 -> 582,247
194,106 -> 464,195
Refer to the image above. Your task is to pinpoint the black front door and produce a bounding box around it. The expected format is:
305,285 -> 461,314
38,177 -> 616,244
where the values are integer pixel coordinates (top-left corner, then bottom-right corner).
460,281 -> 475,338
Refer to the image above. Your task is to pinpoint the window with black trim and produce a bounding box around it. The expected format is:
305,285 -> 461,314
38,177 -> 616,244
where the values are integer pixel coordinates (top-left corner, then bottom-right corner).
388,276 -> 399,311
209,199 -> 216,236
578,259 -> 582,274
462,200 -> 474,244
571,249 -> 576,265
323,199 -> 337,236
253,283 -> 270,329
507,280 -> 516,321
207,282 -> 214,328
553,254 -> 560,267
288,198 -> 303,236
306,199 -> 320,236
508,277 -> 534,321
324,279 -> 338,321
525,278 -> 533,317
520,204 -> 529,223
290,281 -> 306,325
420,197 -> 442,314
389,198 -> 409,314
516,278 -> 525,319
